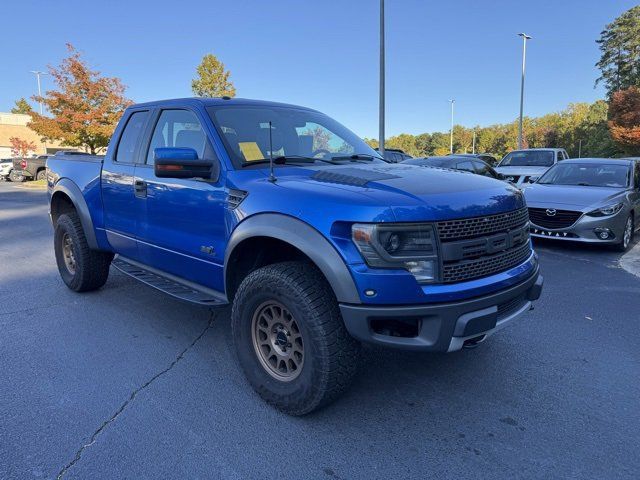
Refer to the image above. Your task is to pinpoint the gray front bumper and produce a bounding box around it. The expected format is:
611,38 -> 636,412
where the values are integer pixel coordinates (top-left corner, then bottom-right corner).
530,209 -> 628,244
339,266 -> 543,352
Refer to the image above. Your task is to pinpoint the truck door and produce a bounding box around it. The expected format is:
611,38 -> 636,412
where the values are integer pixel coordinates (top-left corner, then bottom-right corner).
101,109 -> 150,260
134,108 -> 227,292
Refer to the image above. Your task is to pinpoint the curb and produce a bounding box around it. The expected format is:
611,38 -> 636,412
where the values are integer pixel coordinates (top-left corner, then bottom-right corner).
620,241 -> 640,278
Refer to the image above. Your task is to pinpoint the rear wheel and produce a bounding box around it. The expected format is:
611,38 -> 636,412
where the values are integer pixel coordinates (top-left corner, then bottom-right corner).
8,170 -> 25,182
231,261 -> 360,415
54,212 -> 113,291
616,215 -> 634,252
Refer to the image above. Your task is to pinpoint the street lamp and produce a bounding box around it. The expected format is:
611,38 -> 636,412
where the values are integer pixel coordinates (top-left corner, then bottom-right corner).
30,70 -> 48,115
379,0 -> 385,157
517,33 -> 531,150
449,99 -> 455,154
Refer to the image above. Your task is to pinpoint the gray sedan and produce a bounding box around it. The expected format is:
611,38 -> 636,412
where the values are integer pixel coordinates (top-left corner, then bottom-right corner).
523,158 -> 640,251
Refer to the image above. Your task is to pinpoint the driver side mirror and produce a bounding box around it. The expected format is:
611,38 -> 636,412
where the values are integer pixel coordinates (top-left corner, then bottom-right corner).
526,176 -> 539,184
154,147 -> 213,179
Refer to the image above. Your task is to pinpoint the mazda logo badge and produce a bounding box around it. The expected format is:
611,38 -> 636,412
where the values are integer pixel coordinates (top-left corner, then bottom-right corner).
545,208 -> 557,216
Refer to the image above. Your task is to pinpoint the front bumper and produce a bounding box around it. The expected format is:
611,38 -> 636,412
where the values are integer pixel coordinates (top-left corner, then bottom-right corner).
530,209 -> 628,244
339,266 -> 542,352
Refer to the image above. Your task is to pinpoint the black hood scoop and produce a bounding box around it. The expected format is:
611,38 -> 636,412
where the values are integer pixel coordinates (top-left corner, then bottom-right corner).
310,167 -> 401,187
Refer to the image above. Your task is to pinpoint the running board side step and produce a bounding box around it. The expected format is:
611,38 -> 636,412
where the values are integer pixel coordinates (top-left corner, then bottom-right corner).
112,257 -> 228,307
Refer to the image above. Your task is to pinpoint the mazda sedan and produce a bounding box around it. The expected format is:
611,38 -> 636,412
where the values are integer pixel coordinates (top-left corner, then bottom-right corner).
522,158 -> 640,251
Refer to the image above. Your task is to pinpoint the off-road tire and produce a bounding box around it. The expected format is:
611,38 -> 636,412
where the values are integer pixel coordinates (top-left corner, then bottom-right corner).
54,213 -> 113,292
36,169 -> 47,181
8,170 -> 24,182
231,261 -> 360,415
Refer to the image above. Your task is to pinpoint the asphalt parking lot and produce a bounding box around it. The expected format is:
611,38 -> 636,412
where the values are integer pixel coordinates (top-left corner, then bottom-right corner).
1,181 -> 639,480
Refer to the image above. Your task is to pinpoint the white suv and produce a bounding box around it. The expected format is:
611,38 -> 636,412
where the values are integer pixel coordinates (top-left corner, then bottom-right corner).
495,148 -> 569,186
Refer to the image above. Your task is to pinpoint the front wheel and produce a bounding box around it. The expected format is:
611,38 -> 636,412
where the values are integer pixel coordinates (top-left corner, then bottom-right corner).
54,212 -> 113,292
231,261 -> 360,415
616,215 -> 634,252
8,170 -> 25,182
36,170 -> 47,181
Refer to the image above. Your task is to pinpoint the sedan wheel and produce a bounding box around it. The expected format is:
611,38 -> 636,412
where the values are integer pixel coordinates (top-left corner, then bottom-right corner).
617,216 -> 634,252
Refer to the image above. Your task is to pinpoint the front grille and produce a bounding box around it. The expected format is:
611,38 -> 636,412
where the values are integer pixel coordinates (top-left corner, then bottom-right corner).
442,242 -> 532,283
437,207 -> 529,241
528,208 -> 582,229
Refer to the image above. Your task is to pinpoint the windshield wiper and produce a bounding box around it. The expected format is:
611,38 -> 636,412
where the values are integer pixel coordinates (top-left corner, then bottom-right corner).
241,155 -> 317,168
330,154 -> 381,162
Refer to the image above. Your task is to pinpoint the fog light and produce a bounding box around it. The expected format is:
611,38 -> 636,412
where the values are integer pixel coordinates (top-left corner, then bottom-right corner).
594,228 -> 613,240
364,289 -> 376,297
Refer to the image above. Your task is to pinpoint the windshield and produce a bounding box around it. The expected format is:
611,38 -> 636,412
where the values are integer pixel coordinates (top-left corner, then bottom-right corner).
206,105 -> 383,168
500,150 -> 554,167
537,163 -> 630,187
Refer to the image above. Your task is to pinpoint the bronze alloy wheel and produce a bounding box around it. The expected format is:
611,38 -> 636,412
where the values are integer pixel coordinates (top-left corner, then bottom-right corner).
251,300 -> 304,382
61,232 -> 76,275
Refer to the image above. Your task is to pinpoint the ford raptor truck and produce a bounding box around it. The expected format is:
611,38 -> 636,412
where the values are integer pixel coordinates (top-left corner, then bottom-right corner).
47,98 -> 543,415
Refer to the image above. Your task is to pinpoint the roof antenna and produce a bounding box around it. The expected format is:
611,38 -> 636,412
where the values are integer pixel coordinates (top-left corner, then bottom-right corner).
268,121 -> 277,183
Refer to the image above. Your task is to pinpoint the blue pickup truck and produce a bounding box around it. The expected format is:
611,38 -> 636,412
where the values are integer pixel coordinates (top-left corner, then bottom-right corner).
47,98 -> 543,415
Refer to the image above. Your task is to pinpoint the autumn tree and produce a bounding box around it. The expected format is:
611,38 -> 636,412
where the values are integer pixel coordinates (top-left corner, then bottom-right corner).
191,54 -> 236,98
608,86 -> 640,155
28,44 -> 132,154
596,6 -> 640,96
10,137 -> 37,157
11,98 -> 33,114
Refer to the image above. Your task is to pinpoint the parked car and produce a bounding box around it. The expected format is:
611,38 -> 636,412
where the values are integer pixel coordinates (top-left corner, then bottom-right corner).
403,155 -> 502,179
375,147 -> 413,163
0,158 -> 13,181
448,153 -> 499,166
495,148 -> 569,186
522,158 -> 640,251
47,97 -> 543,415
11,155 -> 50,182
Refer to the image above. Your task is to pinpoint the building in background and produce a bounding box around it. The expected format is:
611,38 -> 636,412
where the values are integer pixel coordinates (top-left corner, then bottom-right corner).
0,112 -> 74,157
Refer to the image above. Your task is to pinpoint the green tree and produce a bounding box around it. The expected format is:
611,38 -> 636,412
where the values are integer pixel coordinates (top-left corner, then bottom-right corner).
11,98 -> 33,114
191,54 -> 236,98
596,6 -> 640,96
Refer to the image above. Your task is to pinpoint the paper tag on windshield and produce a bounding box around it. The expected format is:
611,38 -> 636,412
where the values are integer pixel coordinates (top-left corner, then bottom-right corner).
239,142 -> 264,161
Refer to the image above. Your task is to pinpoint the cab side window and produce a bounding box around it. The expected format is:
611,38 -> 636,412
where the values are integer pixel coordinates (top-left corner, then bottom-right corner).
146,110 -> 210,165
472,160 -> 496,178
456,161 -> 475,172
115,111 -> 149,163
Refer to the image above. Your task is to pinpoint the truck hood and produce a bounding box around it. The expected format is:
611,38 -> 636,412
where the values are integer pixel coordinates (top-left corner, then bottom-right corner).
522,183 -> 625,210
232,163 -> 525,223
494,166 -> 550,177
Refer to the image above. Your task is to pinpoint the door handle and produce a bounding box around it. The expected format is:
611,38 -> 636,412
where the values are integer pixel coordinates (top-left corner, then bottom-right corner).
134,179 -> 147,198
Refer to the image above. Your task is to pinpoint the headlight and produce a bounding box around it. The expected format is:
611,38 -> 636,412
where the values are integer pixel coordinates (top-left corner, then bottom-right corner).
586,202 -> 624,217
352,223 -> 439,283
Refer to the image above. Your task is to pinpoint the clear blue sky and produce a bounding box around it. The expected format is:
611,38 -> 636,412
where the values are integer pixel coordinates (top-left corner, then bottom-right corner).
1,0 -> 637,138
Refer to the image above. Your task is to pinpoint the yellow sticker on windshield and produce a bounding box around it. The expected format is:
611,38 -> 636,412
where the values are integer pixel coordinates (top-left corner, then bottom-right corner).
239,142 -> 264,161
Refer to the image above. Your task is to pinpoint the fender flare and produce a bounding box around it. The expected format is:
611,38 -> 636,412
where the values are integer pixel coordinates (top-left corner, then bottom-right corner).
50,178 -> 99,249
224,214 -> 361,304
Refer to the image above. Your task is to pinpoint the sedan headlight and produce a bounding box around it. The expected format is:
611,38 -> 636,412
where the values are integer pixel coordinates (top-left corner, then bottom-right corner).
586,202 -> 624,217
352,223 -> 439,283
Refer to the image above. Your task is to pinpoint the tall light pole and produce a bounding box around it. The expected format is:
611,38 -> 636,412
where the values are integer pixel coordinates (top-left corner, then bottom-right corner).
517,33 -> 531,150
472,129 -> 476,154
30,70 -> 48,114
449,99 -> 455,154
379,0 -> 385,157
